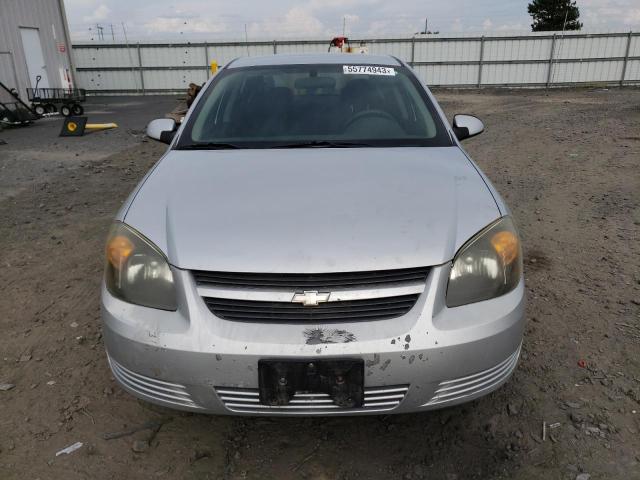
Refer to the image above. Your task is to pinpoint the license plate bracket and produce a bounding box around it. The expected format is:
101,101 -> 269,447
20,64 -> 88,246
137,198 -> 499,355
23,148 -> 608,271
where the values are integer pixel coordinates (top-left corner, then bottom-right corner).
258,359 -> 364,408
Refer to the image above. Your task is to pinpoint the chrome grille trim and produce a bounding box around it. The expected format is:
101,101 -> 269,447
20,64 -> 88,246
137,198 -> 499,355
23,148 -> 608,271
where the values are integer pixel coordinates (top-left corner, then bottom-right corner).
108,356 -> 203,410
195,282 -> 425,303
193,267 -> 430,290
424,345 -> 521,407
215,385 -> 409,414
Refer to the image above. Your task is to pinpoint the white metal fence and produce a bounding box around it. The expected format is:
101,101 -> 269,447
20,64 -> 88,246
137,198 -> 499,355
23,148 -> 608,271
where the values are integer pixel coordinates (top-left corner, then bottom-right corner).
71,31 -> 640,93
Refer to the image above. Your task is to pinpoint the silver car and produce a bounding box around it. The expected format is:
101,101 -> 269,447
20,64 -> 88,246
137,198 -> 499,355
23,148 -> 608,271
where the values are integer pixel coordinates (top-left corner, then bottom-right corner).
102,54 -> 525,415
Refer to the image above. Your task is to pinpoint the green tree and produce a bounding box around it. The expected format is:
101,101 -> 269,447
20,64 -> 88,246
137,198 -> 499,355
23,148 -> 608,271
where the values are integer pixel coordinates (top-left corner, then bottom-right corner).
527,0 -> 583,31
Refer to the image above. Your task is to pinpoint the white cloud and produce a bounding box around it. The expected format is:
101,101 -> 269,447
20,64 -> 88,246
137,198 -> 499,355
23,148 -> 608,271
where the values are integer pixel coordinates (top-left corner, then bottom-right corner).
344,14 -> 360,24
65,0 -> 98,7
364,17 -> 415,36
624,9 -> 640,25
579,0 -> 640,28
451,18 -> 463,32
82,4 -> 110,23
308,0 -> 382,10
245,7 -> 324,38
494,21 -> 527,32
245,2 -> 375,38
283,6 -> 324,35
64,0 -> 640,41
144,16 -> 228,34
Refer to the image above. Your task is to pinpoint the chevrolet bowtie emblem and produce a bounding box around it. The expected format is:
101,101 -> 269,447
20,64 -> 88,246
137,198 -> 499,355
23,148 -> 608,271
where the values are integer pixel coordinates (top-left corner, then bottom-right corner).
291,291 -> 330,307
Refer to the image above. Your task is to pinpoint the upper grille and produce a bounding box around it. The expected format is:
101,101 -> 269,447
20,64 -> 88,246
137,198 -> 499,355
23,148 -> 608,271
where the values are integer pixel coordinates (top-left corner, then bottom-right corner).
192,267 -> 430,290
204,294 -> 420,322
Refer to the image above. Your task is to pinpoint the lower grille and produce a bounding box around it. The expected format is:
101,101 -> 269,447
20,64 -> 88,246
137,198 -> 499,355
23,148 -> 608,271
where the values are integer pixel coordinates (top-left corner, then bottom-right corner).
108,356 -> 203,410
424,345 -> 521,407
204,294 -> 420,322
215,385 -> 409,414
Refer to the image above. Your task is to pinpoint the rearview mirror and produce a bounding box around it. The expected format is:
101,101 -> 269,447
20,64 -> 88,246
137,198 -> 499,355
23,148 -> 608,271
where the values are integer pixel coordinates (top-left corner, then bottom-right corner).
147,118 -> 177,144
453,114 -> 484,141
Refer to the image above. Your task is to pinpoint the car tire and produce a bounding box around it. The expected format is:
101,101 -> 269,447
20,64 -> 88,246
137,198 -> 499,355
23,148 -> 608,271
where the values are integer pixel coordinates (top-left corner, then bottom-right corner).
34,105 -> 46,116
60,104 -> 72,117
71,104 -> 84,116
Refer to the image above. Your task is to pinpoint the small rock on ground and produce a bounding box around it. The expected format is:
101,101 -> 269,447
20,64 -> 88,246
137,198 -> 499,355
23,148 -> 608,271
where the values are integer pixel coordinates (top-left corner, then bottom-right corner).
189,448 -> 212,463
132,440 -> 150,453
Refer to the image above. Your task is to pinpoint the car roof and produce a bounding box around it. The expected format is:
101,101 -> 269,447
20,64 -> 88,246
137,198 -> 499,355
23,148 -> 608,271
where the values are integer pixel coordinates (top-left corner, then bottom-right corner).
228,53 -> 401,69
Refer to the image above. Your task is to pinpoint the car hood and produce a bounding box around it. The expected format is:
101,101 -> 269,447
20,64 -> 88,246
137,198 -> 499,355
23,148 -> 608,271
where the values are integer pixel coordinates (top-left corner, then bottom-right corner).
124,147 -> 500,272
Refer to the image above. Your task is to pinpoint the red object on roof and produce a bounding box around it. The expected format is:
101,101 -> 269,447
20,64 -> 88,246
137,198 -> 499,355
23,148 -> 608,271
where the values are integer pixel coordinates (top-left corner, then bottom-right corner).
329,36 -> 348,50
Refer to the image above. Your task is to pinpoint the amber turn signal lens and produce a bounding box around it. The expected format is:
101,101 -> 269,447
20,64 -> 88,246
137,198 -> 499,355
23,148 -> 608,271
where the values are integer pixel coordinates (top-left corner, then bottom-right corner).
490,230 -> 519,265
107,235 -> 134,269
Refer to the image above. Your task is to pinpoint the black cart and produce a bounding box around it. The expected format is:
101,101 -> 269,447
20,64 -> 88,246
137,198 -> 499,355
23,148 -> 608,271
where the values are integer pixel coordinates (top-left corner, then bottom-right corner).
26,76 -> 86,117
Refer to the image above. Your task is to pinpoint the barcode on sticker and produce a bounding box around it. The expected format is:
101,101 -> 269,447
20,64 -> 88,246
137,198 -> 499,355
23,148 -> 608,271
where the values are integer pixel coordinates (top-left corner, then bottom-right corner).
343,65 -> 396,76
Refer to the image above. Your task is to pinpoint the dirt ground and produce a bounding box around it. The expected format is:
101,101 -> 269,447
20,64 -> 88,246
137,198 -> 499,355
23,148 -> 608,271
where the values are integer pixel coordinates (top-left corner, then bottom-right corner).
0,88 -> 639,480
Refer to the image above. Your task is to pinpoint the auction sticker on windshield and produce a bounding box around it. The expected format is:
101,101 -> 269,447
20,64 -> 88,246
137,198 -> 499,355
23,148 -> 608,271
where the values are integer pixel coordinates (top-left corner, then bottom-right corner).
343,65 -> 396,76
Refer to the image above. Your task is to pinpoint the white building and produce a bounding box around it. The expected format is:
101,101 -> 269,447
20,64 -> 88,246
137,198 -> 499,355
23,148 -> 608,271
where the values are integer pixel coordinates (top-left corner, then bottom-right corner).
0,0 -> 76,99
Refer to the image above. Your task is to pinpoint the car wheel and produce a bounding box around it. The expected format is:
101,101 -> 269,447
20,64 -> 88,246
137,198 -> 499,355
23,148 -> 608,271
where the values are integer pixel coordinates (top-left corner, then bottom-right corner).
60,105 -> 72,117
34,105 -> 46,116
71,104 -> 84,116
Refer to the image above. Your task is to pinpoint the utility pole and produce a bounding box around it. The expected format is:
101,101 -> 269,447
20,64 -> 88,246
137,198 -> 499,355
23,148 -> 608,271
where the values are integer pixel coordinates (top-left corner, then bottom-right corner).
122,22 -> 140,94
244,24 -> 249,56
96,24 -> 104,41
550,9 -> 570,86
414,17 -> 429,36
110,24 -> 115,41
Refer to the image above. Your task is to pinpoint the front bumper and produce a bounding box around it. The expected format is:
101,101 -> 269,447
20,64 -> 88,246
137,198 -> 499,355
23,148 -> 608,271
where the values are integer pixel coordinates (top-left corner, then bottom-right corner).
102,264 -> 525,415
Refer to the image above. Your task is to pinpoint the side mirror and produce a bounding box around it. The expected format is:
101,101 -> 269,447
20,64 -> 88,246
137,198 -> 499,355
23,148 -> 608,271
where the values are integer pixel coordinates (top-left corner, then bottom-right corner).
452,114 -> 484,141
146,118 -> 177,144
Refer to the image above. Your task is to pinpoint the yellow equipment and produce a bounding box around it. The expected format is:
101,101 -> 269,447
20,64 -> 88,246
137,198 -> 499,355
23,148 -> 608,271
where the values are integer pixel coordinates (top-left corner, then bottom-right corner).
86,122 -> 118,131
60,116 -> 118,137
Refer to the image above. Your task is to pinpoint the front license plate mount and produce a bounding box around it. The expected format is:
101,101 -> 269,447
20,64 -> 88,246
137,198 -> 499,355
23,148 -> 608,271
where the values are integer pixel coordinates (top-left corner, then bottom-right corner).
258,359 -> 364,408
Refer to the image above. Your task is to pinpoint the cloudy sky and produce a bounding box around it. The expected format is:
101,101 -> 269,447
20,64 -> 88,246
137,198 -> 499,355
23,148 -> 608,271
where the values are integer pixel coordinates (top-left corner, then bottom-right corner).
63,0 -> 640,42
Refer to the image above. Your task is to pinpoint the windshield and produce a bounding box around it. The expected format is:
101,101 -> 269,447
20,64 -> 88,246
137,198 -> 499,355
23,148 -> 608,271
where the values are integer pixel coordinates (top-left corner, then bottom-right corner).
177,63 -> 452,149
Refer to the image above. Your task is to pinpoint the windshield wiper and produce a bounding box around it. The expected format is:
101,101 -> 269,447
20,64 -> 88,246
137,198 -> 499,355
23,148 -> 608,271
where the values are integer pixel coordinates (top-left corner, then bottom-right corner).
177,142 -> 244,150
268,140 -> 377,149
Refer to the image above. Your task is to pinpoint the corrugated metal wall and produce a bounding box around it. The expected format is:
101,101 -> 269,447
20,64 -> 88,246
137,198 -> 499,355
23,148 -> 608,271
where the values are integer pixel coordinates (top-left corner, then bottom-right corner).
0,0 -> 75,98
72,32 -> 640,93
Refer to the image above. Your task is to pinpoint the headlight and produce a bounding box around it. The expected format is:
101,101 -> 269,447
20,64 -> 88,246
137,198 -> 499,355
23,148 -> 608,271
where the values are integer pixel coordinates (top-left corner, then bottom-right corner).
446,216 -> 522,307
104,222 -> 177,310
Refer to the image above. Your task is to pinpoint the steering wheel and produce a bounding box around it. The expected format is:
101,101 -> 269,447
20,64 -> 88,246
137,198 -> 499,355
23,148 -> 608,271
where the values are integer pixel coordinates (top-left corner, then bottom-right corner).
343,109 -> 398,130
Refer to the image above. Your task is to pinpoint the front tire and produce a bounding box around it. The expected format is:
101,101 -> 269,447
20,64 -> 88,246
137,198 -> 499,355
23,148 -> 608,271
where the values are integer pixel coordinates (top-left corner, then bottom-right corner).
71,104 -> 84,116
